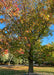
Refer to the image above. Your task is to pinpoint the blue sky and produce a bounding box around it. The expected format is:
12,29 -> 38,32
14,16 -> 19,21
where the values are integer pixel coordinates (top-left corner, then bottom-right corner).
0,23 -> 5,29
41,24 -> 54,45
0,15 -> 5,29
0,15 -> 54,45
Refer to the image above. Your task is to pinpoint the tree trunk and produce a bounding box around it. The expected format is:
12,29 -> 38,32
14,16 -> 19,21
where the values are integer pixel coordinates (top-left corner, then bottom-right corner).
28,58 -> 33,73
8,61 -> 10,65
28,48 -> 34,73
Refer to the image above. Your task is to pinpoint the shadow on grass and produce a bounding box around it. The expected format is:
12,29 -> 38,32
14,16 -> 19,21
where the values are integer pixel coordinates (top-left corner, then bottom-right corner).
0,68 -> 27,75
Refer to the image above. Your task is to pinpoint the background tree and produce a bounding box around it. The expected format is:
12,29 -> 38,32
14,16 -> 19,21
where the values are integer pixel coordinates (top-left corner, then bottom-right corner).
46,43 -> 54,66
0,0 -> 54,73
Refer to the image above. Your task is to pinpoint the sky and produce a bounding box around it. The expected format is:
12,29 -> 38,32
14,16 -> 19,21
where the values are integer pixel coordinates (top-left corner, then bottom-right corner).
0,15 -> 54,46
0,15 -> 5,29
41,24 -> 54,45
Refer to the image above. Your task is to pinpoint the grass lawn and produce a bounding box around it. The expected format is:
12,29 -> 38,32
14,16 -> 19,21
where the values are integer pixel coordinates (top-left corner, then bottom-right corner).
0,65 -> 54,75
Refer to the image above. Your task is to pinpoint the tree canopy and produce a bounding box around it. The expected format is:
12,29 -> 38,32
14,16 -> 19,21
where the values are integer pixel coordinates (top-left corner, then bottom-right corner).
0,0 -> 54,73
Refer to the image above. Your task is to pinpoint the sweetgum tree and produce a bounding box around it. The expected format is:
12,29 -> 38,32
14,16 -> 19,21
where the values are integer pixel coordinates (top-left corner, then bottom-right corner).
0,0 -> 54,73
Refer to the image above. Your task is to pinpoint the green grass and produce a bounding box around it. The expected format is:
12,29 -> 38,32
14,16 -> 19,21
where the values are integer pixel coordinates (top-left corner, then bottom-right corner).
0,66 -> 54,75
34,67 -> 54,74
0,66 -> 27,75
0,68 -> 26,75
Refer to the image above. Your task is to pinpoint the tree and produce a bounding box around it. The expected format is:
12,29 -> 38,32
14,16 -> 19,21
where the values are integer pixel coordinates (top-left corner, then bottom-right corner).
0,0 -> 54,73
44,43 -> 54,66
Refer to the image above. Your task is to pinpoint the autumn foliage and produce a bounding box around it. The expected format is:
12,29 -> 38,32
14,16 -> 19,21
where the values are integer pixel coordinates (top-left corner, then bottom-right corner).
0,0 -> 54,73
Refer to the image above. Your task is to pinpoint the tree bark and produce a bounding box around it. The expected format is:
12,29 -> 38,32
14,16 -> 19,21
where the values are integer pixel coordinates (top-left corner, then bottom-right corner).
28,58 -> 33,73
28,48 -> 34,73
